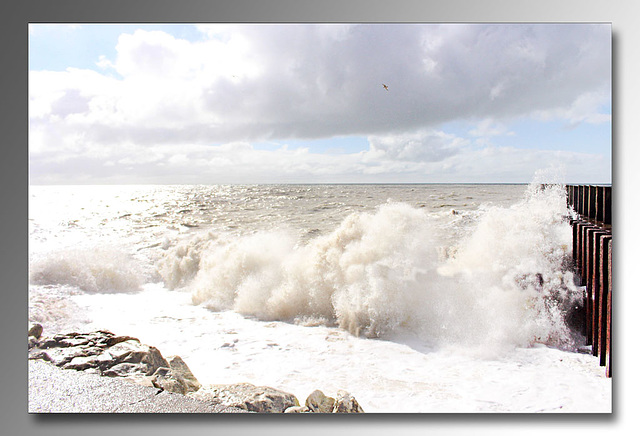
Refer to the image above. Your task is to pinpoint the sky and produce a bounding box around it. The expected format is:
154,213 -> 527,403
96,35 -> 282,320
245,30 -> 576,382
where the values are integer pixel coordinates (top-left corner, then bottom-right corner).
28,23 -> 612,185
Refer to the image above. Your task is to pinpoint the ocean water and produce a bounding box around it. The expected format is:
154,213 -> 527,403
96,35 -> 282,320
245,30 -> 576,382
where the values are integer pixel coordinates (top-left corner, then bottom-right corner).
28,183 -> 611,413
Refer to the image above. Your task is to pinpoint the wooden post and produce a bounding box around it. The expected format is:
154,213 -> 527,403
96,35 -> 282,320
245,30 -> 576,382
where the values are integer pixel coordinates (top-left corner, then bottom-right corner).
599,234 -> 612,367
581,224 -> 598,284
603,186 -> 612,226
586,227 -> 600,350
580,223 -> 597,344
606,238 -> 612,377
590,229 -> 608,356
596,186 -> 604,223
572,220 -> 580,268
568,185 -> 612,377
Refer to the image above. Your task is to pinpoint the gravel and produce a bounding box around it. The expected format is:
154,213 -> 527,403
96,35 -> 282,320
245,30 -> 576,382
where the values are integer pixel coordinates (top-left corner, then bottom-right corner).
28,359 -> 249,413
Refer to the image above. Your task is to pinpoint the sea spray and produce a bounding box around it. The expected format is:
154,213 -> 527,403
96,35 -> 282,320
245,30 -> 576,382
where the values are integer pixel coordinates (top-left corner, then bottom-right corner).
158,184 -> 580,353
168,202 -> 439,336
30,247 -> 144,293
436,183 -> 579,351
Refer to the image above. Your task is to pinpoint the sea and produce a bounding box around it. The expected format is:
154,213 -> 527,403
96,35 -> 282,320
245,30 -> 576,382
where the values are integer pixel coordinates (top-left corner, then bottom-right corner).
28,182 -> 612,413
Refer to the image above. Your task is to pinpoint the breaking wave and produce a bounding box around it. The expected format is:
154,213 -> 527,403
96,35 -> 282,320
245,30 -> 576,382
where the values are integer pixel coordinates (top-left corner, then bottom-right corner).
159,183 -> 581,353
30,247 -> 144,293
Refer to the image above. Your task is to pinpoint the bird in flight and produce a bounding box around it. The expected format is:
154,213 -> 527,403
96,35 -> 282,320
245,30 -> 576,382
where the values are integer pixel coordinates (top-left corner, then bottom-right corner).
382,84 -> 389,91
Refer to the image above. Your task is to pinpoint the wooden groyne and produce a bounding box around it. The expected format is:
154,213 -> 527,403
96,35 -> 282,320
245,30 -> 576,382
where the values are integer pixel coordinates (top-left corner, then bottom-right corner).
566,185 -> 612,377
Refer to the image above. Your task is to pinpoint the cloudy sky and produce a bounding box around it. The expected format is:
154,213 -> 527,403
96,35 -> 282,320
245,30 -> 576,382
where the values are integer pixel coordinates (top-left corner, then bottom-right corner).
29,23 -> 611,184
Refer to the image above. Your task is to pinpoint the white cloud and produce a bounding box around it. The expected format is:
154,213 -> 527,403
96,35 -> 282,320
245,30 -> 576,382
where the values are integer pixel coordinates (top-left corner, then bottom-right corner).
367,130 -> 468,162
533,88 -> 611,127
29,23 -> 611,184
469,119 -> 515,138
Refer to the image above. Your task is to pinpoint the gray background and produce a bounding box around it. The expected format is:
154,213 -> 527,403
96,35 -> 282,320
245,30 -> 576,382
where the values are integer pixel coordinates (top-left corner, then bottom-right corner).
2,0 -> 637,434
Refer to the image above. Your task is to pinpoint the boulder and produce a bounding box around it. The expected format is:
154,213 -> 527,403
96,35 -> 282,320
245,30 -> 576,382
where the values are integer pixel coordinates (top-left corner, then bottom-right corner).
63,352 -> 114,371
305,389 -> 335,413
141,346 -> 170,376
102,339 -> 169,376
332,390 -> 364,413
189,383 -> 299,413
151,367 -> 189,395
28,336 -> 39,350
28,330 -> 169,377
32,344 -> 97,367
26,327 -> 358,414
166,355 -> 201,393
58,336 -> 93,348
107,339 -> 151,362
37,337 -> 63,349
28,349 -> 51,362
105,335 -> 139,347
28,323 -> 43,339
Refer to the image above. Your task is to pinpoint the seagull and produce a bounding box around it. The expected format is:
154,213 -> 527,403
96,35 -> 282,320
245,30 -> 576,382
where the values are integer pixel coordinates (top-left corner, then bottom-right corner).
382,84 -> 389,91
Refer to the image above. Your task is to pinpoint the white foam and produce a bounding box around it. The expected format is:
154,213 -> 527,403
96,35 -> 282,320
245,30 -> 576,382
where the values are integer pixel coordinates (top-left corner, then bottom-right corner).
160,185 -> 579,355
29,247 -> 144,293
67,285 -> 610,413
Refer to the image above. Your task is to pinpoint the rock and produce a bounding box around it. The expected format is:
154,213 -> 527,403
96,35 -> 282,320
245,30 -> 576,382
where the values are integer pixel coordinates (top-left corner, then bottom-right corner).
28,323 -> 43,339
305,389 -> 335,413
141,346 -> 170,376
63,352 -> 115,371
332,390 -> 364,413
106,340 -> 169,376
284,405 -> 310,413
63,355 -> 104,371
37,337 -> 62,349
53,332 -> 81,340
28,336 -> 39,350
105,335 -> 139,347
189,383 -> 299,413
166,355 -> 201,393
35,345 -> 95,367
151,367 -> 188,395
58,336 -> 92,348
28,329 -> 170,379
28,349 -> 51,362
107,339 -> 150,362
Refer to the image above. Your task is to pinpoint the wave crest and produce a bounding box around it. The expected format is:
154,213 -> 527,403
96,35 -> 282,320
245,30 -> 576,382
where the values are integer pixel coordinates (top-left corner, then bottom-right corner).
159,186 -> 580,353
30,248 -> 143,293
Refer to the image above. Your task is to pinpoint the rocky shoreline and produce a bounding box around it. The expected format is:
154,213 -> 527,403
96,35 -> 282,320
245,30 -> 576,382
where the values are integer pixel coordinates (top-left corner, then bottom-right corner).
28,324 -> 364,413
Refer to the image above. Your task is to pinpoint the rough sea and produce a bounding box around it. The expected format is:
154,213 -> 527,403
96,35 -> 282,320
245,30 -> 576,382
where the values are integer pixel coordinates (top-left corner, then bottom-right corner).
28,183 -> 611,412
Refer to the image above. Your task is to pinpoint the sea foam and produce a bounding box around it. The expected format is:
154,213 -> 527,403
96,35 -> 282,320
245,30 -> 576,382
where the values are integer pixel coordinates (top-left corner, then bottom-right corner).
30,247 -> 144,293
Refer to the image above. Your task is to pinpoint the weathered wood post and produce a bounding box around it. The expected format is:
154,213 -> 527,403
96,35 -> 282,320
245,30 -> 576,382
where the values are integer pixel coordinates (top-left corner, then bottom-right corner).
606,238 -> 612,377
588,185 -> 597,221
604,186 -> 612,226
596,186 -> 605,223
580,223 -> 598,344
590,229 -> 609,356
598,234 -> 612,367
566,184 -> 612,377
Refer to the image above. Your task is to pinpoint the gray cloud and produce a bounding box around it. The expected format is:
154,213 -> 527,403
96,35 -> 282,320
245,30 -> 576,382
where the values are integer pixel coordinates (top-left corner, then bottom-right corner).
195,23 -> 610,141
29,23 -> 611,184
33,24 -> 611,142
